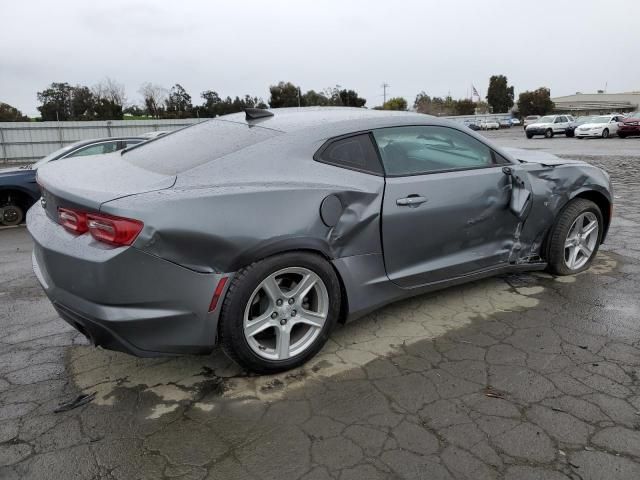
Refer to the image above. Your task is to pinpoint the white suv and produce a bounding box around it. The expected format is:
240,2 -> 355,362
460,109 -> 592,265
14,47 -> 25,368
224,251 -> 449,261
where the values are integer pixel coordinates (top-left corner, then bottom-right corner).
525,115 -> 575,139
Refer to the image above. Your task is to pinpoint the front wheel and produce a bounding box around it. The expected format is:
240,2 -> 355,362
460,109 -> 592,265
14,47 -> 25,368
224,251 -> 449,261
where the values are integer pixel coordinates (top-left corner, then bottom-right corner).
602,128 -> 610,139
526,132 -> 534,139
219,252 -> 341,374
566,130 -> 574,138
618,133 -> 627,139
544,128 -> 554,138
546,198 -> 603,275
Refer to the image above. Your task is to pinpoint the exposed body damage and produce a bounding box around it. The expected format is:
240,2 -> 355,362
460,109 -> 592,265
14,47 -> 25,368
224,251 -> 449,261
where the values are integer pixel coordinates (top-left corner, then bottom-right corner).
28,108 -> 613,358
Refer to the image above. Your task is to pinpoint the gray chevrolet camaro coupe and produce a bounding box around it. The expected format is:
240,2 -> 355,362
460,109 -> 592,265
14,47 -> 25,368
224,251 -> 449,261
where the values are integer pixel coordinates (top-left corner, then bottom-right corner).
28,107 -> 613,373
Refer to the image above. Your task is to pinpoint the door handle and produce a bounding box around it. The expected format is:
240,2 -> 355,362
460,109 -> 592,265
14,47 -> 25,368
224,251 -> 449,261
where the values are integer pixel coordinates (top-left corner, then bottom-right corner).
396,195 -> 427,207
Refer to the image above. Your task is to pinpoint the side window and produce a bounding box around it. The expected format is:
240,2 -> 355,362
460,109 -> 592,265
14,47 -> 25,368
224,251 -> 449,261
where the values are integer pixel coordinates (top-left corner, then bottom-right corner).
316,134 -> 383,175
372,126 -> 498,176
67,141 -> 119,158
554,117 -> 563,123
125,139 -> 143,148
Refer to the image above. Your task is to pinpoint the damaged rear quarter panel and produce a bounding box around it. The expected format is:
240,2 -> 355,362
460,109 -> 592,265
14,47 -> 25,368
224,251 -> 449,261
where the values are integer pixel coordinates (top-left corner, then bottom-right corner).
102,134 -> 385,273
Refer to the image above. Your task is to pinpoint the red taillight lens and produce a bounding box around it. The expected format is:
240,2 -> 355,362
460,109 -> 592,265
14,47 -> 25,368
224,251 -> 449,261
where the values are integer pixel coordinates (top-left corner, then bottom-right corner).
86,213 -> 144,246
208,276 -> 228,312
58,208 -> 88,234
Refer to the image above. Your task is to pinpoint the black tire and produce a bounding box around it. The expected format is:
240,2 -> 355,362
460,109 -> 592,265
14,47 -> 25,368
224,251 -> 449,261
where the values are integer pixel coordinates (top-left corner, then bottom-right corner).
546,198 -> 603,276
577,136 -> 584,140
544,128 -> 554,138
566,130 -> 574,138
219,251 -> 341,374
602,128 -> 609,139
1,204 -> 24,226
618,133 -> 627,139
526,132 -> 534,139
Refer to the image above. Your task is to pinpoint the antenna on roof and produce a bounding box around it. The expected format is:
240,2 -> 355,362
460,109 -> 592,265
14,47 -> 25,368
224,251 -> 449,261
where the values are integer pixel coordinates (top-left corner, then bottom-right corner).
245,108 -> 274,120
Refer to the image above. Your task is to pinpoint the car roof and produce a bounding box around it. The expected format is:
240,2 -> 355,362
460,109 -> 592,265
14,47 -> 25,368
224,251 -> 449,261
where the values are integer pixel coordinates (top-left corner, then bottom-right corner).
213,107 -> 447,135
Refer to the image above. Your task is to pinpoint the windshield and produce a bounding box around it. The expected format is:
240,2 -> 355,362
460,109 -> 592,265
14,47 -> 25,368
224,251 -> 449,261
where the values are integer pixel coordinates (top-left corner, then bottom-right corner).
577,116 -> 596,124
526,116 -> 539,120
537,116 -> 555,123
628,112 -> 640,119
591,116 -> 611,124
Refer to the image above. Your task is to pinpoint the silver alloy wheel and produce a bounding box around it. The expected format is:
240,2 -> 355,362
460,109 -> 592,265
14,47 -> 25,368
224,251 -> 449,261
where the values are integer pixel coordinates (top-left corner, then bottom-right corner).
564,212 -> 599,271
243,267 -> 329,361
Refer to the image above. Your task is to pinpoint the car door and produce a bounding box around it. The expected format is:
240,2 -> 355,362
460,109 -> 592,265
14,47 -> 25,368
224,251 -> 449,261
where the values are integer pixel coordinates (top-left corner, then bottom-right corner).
553,116 -> 566,133
610,116 -> 621,134
374,125 -> 531,288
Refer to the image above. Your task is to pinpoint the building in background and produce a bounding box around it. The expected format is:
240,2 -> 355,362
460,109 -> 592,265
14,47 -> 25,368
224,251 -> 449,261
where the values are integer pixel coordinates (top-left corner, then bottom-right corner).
552,92 -> 640,115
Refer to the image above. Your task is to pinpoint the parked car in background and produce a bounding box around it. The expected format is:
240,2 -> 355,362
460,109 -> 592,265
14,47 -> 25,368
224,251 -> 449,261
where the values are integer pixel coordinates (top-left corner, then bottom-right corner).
525,115 -> 575,138
510,118 -> 521,126
466,123 -> 481,131
565,116 -> 596,137
523,115 -> 541,129
479,119 -> 500,130
0,136 -> 145,226
575,114 -> 625,139
499,118 -> 512,128
29,107 -> 613,373
617,111 -> 640,138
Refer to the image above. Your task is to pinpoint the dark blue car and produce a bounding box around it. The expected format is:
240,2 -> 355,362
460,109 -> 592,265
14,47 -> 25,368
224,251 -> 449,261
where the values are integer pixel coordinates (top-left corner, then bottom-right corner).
0,136 -> 144,226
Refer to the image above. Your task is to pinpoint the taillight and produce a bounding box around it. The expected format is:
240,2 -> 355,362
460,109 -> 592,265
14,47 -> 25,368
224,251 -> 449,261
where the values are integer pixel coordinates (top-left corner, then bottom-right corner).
58,208 -> 88,234
86,213 -> 144,246
208,276 -> 229,312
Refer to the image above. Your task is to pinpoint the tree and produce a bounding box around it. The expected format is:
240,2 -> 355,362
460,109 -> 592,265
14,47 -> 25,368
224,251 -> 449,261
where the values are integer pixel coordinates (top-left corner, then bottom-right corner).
302,90 -> 329,106
269,81 -> 301,108
0,102 -> 29,121
337,89 -> 366,107
486,75 -> 514,113
165,84 -> 193,118
92,78 -> 125,120
139,82 -> 167,118
517,88 -> 554,117
70,86 -> 96,119
93,78 -> 126,107
197,90 -> 267,117
381,97 -> 408,111
37,82 -> 74,120
455,99 -> 476,115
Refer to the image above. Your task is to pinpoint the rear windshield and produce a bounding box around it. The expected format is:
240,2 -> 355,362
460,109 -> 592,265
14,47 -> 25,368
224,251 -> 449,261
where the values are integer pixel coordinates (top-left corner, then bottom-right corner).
122,120 -> 282,174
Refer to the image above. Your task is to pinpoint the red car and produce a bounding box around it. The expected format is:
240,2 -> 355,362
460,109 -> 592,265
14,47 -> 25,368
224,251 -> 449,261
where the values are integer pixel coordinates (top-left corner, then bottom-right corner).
618,111 -> 640,138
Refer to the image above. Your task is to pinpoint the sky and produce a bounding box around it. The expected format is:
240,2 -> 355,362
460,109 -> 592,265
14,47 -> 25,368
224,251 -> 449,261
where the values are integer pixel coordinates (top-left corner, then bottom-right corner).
1,0 -> 639,116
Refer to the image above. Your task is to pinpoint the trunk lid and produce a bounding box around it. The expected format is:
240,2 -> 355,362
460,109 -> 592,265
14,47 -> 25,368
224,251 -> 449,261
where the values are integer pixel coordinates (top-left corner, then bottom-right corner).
36,151 -> 175,217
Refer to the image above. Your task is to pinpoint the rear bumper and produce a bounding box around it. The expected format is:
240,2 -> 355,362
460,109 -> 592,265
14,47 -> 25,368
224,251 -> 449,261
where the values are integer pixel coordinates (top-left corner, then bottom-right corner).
28,204 -> 232,356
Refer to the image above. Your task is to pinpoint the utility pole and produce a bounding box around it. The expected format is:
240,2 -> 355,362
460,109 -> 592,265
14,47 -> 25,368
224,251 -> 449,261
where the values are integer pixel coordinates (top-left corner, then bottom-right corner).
381,82 -> 390,105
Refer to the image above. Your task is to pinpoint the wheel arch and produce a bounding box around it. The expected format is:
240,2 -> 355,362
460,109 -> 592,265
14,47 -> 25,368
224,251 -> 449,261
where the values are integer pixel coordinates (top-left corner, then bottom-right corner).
0,186 -> 38,210
571,189 -> 611,243
227,240 -> 351,325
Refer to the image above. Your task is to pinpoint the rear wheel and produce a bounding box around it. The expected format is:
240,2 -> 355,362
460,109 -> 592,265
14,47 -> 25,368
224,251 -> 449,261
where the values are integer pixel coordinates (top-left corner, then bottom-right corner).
0,203 -> 24,226
566,130 -> 574,137
618,133 -> 627,139
602,128 -> 610,139
219,252 -> 341,374
546,199 -> 603,275
544,128 -> 554,138
526,132 -> 534,139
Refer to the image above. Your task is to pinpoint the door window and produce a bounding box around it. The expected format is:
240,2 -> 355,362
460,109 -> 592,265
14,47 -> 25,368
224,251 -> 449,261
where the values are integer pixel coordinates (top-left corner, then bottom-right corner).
315,133 -> 383,175
372,126 -> 500,176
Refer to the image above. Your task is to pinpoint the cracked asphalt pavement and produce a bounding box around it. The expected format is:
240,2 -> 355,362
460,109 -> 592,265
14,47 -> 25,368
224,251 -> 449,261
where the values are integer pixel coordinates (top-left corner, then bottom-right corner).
1,130 -> 640,480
